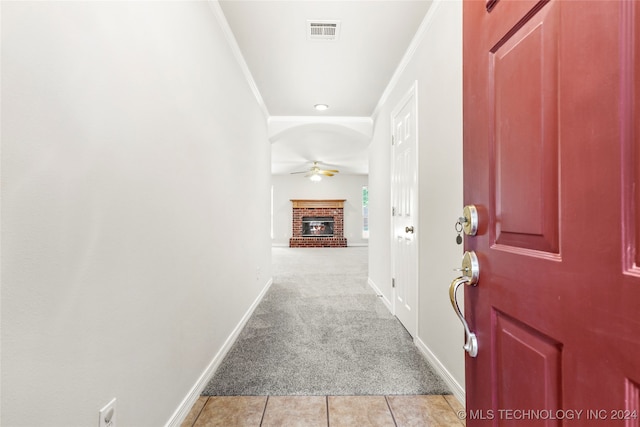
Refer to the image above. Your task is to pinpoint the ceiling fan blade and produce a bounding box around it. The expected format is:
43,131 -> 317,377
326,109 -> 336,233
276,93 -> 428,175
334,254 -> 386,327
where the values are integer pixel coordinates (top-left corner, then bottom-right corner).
290,161 -> 340,178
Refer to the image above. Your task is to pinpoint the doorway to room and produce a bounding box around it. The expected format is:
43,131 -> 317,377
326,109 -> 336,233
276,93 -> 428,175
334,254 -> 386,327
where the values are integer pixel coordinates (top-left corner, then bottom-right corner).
390,83 -> 419,338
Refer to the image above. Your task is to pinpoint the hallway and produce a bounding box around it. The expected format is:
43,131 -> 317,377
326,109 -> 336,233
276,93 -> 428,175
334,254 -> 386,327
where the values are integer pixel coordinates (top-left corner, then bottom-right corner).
180,248 -> 464,426
203,248 -> 448,396
1,2 -> 465,425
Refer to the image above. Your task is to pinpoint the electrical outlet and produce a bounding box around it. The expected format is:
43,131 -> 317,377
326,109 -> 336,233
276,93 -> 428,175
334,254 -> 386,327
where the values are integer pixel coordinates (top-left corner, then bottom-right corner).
99,398 -> 116,427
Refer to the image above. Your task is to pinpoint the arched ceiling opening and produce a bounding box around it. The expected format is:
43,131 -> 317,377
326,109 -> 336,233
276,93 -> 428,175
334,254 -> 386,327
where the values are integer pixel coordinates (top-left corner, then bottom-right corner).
269,119 -> 372,175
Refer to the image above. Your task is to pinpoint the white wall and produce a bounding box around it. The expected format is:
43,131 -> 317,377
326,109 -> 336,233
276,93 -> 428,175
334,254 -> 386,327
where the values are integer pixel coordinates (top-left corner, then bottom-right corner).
368,0 -> 465,399
272,174 -> 368,247
1,2 -> 272,426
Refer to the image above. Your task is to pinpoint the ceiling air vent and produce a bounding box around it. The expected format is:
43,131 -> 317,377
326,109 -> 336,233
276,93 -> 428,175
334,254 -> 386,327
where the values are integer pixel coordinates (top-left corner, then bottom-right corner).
307,20 -> 340,41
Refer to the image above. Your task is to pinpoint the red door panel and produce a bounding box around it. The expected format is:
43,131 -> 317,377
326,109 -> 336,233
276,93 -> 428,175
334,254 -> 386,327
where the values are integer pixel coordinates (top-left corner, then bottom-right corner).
495,312 -> 562,426
627,1 -> 640,272
491,3 -> 559,253
464,0 -> 640,425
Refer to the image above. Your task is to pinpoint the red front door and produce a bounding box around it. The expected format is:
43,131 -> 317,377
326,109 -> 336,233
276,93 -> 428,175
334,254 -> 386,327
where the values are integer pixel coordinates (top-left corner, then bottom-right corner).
463,0 -> 640,425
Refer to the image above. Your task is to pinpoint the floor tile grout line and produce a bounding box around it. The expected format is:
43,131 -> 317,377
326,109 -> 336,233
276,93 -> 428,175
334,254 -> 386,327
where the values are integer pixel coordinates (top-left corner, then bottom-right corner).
196,397 -> 210,427
326,395 -> 330,427
384,396 -> 399,427
185,394 -> 459,426
259,395 -> 270,426
442,394 -> 466,426
189,396 -> 209,427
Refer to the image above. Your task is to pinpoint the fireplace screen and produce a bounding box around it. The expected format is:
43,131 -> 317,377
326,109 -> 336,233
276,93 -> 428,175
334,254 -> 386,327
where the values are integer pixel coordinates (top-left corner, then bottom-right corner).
302,216 -> 334,237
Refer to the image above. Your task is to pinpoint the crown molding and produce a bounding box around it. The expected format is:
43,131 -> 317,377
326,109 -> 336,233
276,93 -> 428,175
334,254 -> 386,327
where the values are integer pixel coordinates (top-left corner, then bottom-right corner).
207,0 -> 270,119
372,0 -> 443,118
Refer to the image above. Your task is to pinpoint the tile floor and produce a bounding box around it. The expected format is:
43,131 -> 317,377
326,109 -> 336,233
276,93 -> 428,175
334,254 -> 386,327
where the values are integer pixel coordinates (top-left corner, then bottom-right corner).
181,394 -> 466,427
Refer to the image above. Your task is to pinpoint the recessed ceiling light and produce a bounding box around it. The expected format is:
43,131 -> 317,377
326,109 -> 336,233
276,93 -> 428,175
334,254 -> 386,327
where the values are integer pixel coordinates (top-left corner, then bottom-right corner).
314,104 -> 329,111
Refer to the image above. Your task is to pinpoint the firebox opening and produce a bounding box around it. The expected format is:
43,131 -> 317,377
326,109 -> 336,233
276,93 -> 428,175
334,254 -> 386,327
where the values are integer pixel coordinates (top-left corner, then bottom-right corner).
302,216 -> 334,237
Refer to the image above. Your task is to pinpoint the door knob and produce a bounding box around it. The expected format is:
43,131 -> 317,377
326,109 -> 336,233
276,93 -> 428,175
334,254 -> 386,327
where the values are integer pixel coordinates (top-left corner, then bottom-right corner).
450,251 -> 480,357
405,226 -> 414,234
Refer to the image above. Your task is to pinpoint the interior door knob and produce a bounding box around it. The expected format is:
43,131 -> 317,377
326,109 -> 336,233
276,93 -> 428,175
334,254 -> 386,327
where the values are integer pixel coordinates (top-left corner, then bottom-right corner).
405,226 -> 414,234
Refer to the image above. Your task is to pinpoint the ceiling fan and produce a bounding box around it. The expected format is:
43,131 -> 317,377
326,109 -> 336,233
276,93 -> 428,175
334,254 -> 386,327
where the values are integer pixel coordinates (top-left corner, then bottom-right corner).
291,161 -> 339,181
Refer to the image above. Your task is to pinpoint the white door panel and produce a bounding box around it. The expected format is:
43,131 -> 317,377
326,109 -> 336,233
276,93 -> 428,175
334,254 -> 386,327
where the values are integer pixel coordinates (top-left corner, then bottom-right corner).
391,84 -> 418,338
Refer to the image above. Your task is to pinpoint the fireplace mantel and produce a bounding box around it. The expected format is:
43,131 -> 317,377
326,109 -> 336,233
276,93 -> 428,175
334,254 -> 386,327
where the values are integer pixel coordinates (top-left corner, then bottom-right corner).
290,199 -> 345,209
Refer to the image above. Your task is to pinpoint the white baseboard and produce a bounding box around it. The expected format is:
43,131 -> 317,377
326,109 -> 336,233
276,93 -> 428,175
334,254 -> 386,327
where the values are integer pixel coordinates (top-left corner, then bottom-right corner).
367,277 -> 393,313
165,277 -> 274,427
414,337 -> 465,406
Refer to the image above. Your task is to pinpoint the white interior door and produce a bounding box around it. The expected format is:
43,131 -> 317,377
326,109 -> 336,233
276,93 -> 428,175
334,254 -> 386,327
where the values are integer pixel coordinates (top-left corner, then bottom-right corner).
391,84 -> 418,338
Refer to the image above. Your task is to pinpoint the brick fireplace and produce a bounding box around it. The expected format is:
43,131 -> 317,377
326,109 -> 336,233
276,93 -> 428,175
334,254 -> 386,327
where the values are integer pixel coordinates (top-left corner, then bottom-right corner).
289,199 -> 347,248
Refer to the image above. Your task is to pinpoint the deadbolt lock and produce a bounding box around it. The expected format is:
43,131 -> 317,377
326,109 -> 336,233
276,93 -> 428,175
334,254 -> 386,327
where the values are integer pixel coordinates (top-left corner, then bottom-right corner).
460,205 -> 478,236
